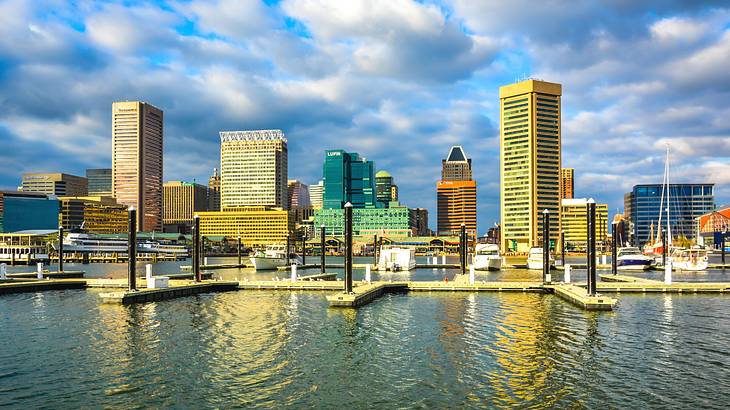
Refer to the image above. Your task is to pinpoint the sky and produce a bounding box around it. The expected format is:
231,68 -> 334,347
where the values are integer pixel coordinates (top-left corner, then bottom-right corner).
1,0 -> 729,234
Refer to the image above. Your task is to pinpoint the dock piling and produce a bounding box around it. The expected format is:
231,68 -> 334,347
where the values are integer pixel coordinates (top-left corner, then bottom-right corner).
286,233 -> 291,266
564,264 -> 571,283
0,263 -> 6,279
469,264 -> 475,285
373,234 -> 378,266
664,261 -> 672,284
560,229 -> 565,267
365,264 -> 371,283
543,209 -> 550,284
128,208 -> 137,291
320,225 -> 325,275
237,231 -> 242,266
291,264 -> 297,282
58,225 -> 64,273
661,229 -> 667,267
301,232 -> 306,265
344,202 -> 353,294
146,264 -> 152,281
587,199 -> 597,296
611,222 -> 618,275
722,230 -> 726,265
36,263 -> 43,279
193,215 -> 201,282
460,224 -> 466,275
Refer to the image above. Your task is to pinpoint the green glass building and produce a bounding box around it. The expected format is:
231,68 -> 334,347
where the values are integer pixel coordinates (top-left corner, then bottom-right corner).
323,150 -> 376,209
375,170 -> 393,208
314,206 -> 411,237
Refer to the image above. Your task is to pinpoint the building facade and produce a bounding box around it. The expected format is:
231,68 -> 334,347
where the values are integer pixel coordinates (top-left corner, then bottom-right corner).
629,184 -> 715,245
375,170 -> 393,207
560,168 -> 574,199
220,130 -> 287,210
196,207 -> 292,245
59,196 -> 128,234
323,150 -> 376,209
390,184 -> 399,202
437,146 -> 477,238
207,168 -> 221,212
499,79 -> 562,253
441,146 -> 472,181
561,198 -> 609,250
21,173 -> 87,197
111,101 -> 164,232
287,180 -> 311,209
314,206 -> 411,237
409,208 -> 430,236
0,191 -> 59,233
86,168 -> 112,197
163,181 -> 208,233
309,180 -> 324,209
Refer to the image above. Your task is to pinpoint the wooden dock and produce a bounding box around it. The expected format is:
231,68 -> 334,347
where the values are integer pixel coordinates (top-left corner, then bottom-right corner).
99,281 -> 240,304
597,274 -> 730,293
6,270 -> 85,279
326,282 -> 407,307
547,284 -> 617,311
0,279 -> 87,295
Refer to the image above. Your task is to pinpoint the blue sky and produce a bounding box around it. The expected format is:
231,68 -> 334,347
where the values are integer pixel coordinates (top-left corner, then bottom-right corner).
1,0 -> 729,233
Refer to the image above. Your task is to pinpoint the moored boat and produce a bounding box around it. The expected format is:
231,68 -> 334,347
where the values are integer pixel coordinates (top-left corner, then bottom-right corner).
616,247 -> 653,270
377,247 -> 416,272
670,248 -> 709,271
473,244 -> 501,271
526,247 -> 554,270
250,245 -> 301,270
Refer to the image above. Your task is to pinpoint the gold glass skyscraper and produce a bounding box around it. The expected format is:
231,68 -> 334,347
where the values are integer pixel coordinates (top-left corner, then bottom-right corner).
560,168 -> 574,199
499,80 -> 561,252
437,146 -> 477,238
111,101 -> 163,232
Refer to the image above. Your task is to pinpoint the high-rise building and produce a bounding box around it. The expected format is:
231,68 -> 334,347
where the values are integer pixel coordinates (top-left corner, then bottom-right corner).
629,184 -> 714,245
409,208 -> 429,236
21,173 -> 87,197
441,146 -> 472,181
375,170 -> 393,207
623,192 -> 634,245
287,180 -> 311,209
0,191 -> 59,233
111,101 -> 163,232
220,130 -> 287,210
560,168 -> 574,199
390,184 -> 399,202
163,181 -> 208,233
196,207 -> 293,245
315,205 -> 411,237
58,196 -> 128,234
309,180 -> 324,210
207,168 -> 221,212
86,169 -> 112,197
437,146 -> 477,238
499,79 -> 562,253
322,150 -> 375,209
561,198 -> 609,250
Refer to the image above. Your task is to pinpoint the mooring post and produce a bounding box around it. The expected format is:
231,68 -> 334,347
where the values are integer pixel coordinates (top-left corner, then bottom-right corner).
320,225 -> 326,274
722,230 -> 726,266
237,230 -> 242,266
611,223 -> 618,275
344,202 -> 353,293
365,264 -> 371,283
373,234 -> 378,265
291,264 -> 297,282
661,229 -> 667,267
469,264 -> 475,285
286,233 -> 291,266
0,263 -> 6,279
301,231 -> 306,265
560,229 -> 565,267
36,262 -> 43,279
128,207 -> 137,291
193,215 -> 201,282
587,199 -> 597,296
58,225 -> 64,273
460,223 -> 466,275
543,209 -> 550,284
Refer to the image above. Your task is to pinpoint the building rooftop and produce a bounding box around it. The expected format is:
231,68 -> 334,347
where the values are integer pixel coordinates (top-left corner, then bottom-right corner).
375,170 -> 392,178
445,146 -> 467,162
219,130 -> 286,142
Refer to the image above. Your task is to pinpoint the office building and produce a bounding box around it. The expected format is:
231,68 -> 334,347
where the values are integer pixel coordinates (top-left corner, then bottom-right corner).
560,168 -> 574,199
207,168 -> 221,212
58,196 -> 128,234
499,79 -> 562,253
409,208 -> 430,236
623,192 -> 635,245
220,130 -> 287,210
315,205 -> 411,237
196,207 -> 293,245
696,206 -> 730,247
86,169 -> 112,197
323,150 -> 375,209
561,198 -> 609,250
163,181 -> 208,233
111,101 -> 164,232
21,173 -> 87,197
375,170 -> 394,207
629,184 -> 714,245
287,180 -> 311,209
309,180 -> 324,209
0,191 -> 59,233
437,146 -> 477,238
391,184 -> 399,202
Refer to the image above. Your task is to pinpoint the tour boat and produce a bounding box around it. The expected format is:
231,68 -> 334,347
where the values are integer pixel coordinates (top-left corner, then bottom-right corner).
616,247 -> 654,270
377,247 -> 416,272
58,233 -> 188,255
472,244 -> 502,271
670,248 -> 709,271
250,245 -> 301,271
526,247 -> 554,270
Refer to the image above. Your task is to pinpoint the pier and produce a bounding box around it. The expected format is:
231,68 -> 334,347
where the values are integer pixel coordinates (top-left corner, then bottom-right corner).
99,281 -> 239,304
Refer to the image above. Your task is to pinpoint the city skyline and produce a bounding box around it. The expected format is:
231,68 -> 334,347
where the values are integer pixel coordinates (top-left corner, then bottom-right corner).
1,1 -> 730,234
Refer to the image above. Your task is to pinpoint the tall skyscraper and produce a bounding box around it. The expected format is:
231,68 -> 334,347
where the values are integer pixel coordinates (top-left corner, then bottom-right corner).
560,168 -> 574,199
163,181 -> 209,233
437,146 -> 477,238
409,208 -> 429,236
111,101 -> 163,232
499,79 -> 562,253
322,150 -> 375,209
309,180 -> 324,209
86,169 -> 112,197
220,130 -> 287,210
21,173 -> 87,197
287,180 -> 311,209
207,168 -> 221,211
375,170 -> 393,207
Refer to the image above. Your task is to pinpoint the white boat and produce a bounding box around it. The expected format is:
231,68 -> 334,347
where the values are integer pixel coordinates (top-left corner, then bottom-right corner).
526,247 -> 554,270
473,244 -> 501,271
377,247 -> 416,271
58,233 -> 188,255
250,245 -> 301,271
616,247 -> 654,270
670,248 -> 709,271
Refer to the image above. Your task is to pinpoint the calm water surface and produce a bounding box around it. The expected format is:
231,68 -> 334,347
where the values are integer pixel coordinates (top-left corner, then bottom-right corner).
1,259 -> 730,408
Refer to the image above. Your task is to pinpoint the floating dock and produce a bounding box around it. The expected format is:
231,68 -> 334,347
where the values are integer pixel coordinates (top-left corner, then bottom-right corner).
0,279 -> 87,295
6,270 -> 85,279
99,281 -> 239,304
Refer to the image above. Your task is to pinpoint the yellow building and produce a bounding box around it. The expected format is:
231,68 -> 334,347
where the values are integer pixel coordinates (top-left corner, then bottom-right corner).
112,101 -> 163,232
560,168 -> 574,199
59,196 -> 128,234
196,207 -> 293,245
561,198 -> 608,249
500,79 -> 562,252
163,181 -> 208,231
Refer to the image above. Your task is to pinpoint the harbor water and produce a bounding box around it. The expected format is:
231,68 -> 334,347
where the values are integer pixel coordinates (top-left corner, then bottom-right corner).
1,258 -> 729,408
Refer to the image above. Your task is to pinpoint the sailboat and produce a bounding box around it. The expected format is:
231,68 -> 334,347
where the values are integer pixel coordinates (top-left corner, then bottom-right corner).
643,145 -> 672,259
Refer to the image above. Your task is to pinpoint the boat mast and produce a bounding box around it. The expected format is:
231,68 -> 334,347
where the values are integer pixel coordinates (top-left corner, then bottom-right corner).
666,144 -> 672,246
